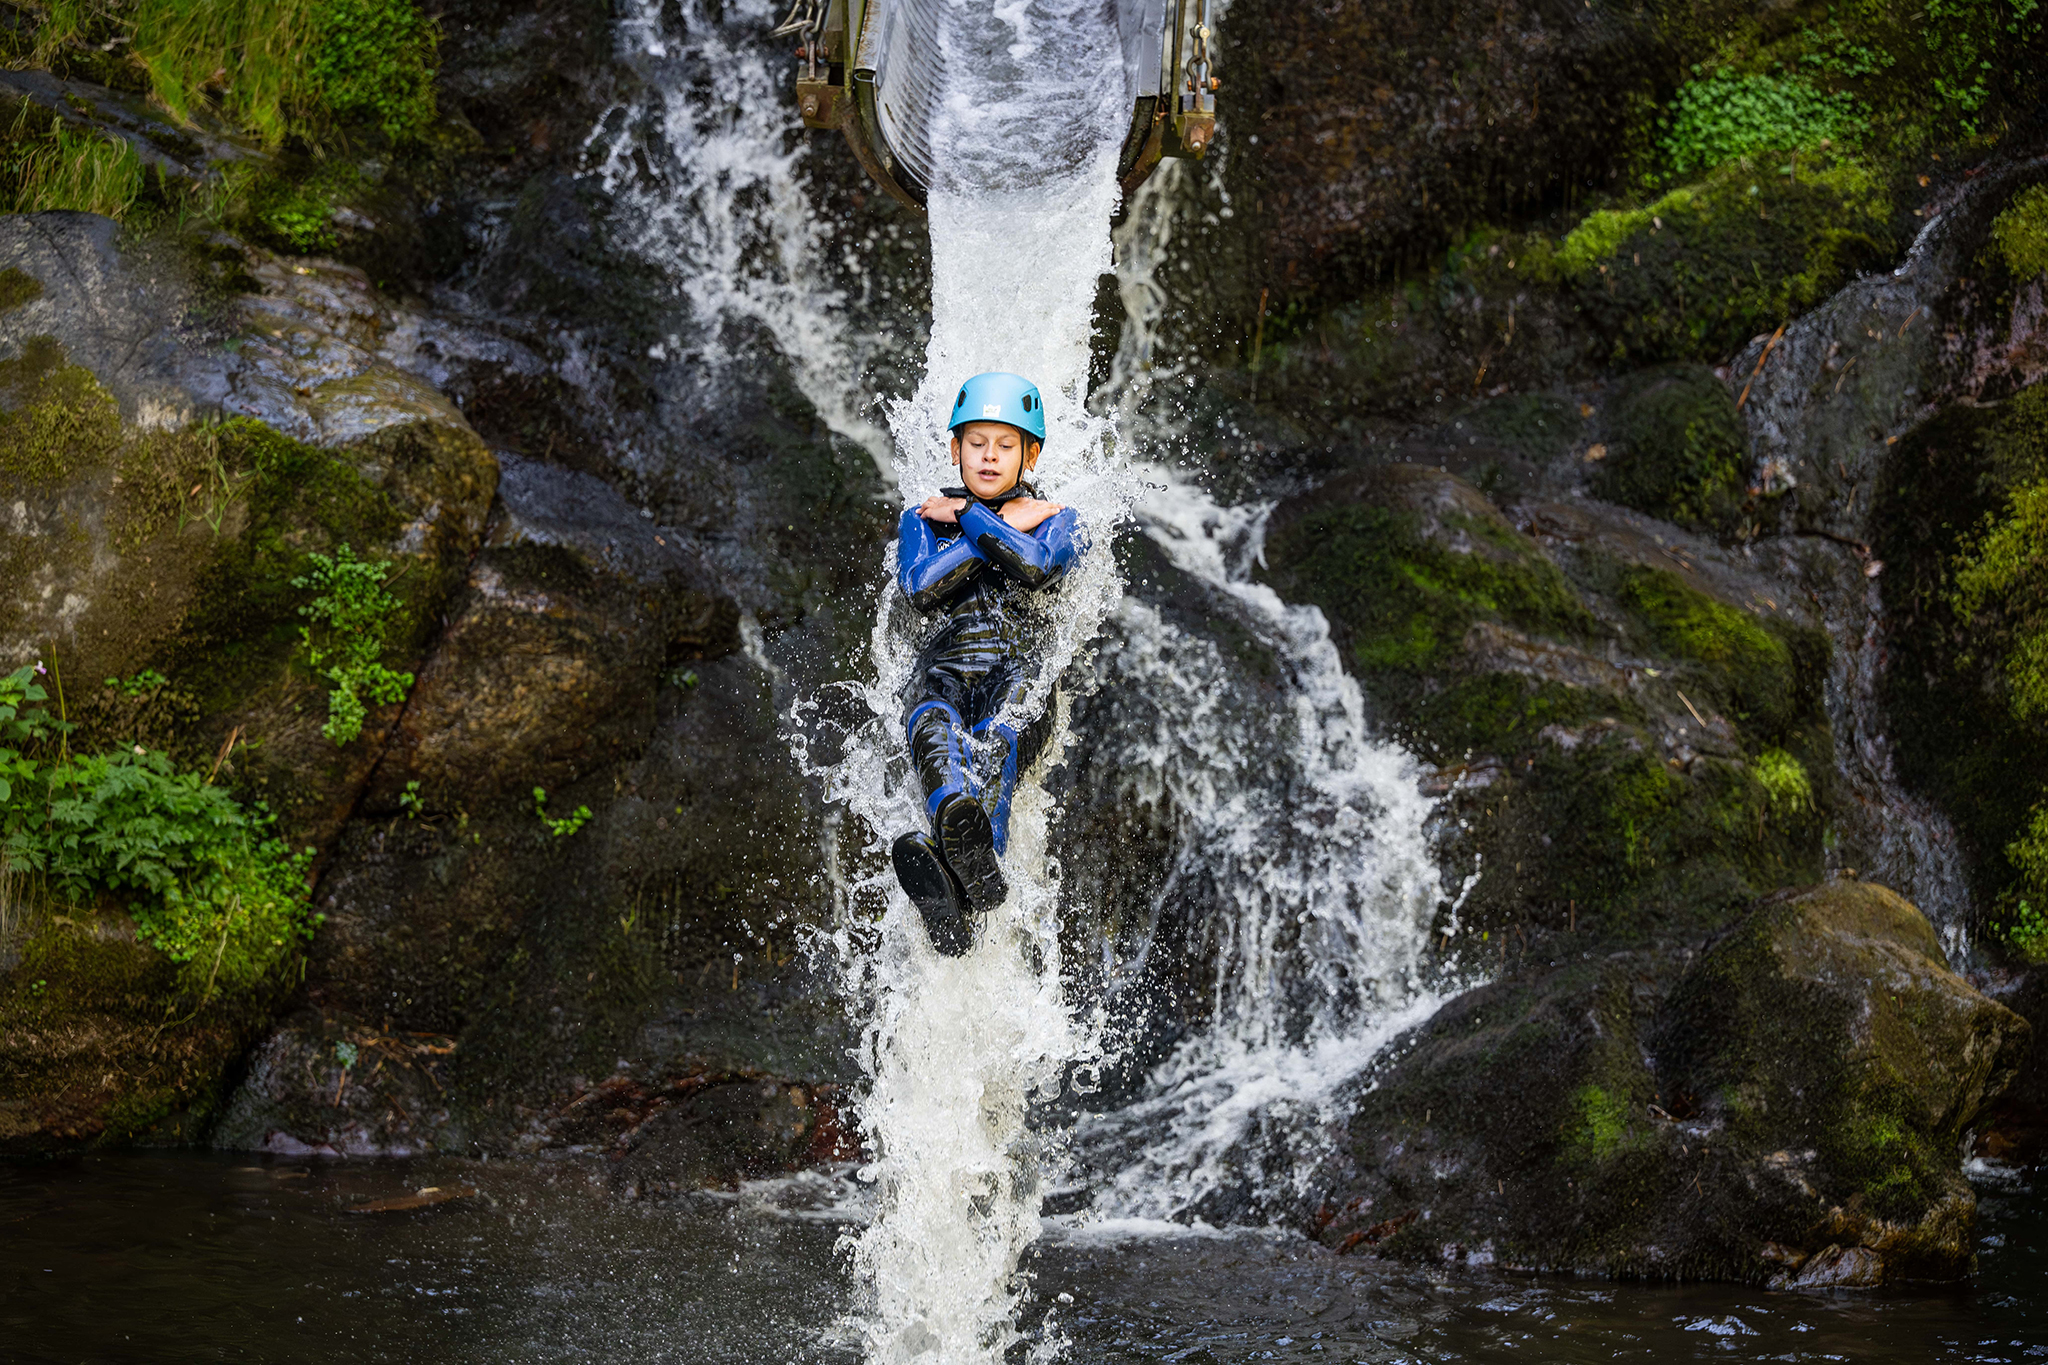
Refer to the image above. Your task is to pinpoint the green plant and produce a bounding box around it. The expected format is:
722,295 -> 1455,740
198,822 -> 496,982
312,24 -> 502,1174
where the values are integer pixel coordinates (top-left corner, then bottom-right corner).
1991,184 -> 2048,281
29,0 -> 440,148
293,543 -> 413,745
533,786 -> 592,839
399,780 -> 423,818
306,0 -> 438,142
0,108 -> 145,218
0,663 -> 314,1000
1919,0 -> 2042,133
105,670 -> 170,699
1952,480 -> 2048,721
1999,899 -> 2048,965
333,1039 -> 359,1067
1659,73 -> 1861,178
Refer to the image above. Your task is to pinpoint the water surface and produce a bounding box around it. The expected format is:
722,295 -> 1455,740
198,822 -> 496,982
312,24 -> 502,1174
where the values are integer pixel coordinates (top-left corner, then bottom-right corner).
5,1154 -> 2040,1363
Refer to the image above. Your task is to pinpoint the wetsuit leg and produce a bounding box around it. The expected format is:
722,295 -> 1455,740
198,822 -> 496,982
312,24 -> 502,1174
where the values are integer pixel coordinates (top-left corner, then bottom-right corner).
907,699 -> 972,818
904,688 -> 1007,916
966,668 -> 1053,856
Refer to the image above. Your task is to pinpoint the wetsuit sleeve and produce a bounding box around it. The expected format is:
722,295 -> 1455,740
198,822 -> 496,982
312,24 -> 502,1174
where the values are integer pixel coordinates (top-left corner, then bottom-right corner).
898,507 -> 988,613
958,503 -> 1083,590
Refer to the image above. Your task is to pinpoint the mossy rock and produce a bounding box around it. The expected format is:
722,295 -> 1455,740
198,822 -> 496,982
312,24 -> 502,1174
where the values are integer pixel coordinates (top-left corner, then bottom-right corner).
1316,882 -> 2030,1282
0,907 -> 285,1153
1656,882 -> 2031,1281
0,332 -> 496,840
1593,364 -> 1748,533
1260,464 -> 1600,745
1556,156 -> 1895,365
1875,385 -> 2048,960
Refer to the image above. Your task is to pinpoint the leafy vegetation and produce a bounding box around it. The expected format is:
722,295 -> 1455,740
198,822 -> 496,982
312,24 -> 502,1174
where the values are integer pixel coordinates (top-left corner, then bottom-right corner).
1953,479 -> 2048,721
294,544 -> 413,746
534,787 -> 592,839
0,665 -> 313,1001
1659,73 -> 1860,177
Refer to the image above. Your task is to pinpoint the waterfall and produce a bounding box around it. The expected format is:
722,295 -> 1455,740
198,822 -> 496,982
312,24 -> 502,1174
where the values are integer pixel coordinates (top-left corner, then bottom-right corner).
591,0 -> 1457,1355
1061,476 -> 1455,1225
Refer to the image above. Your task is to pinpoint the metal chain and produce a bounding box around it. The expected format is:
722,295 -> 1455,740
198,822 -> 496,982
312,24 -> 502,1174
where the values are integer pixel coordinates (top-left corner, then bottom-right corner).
772,0 -> 824,80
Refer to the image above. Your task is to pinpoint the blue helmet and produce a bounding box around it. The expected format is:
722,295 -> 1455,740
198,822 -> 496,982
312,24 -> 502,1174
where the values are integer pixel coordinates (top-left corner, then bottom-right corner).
948,371 -> 1046,444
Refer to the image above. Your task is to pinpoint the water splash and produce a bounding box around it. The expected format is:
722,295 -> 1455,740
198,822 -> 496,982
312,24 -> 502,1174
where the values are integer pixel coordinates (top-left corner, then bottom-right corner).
1066,475 -> 1453,1224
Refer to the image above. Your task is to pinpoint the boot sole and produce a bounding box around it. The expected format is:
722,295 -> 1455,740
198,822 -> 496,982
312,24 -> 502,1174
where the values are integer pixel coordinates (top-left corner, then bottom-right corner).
891,832 -> 973,956
935,795 -> 1007,915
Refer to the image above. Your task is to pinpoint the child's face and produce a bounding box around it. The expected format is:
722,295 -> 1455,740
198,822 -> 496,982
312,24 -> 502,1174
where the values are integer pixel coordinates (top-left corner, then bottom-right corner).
950,421 -> 1039,499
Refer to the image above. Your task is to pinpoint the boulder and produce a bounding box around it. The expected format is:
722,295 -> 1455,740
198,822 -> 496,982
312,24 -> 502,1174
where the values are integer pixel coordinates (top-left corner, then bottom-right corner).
1314,882 -> 2031,1282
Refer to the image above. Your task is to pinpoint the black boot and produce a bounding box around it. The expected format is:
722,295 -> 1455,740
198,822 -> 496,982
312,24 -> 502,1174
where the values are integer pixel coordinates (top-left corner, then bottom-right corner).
934,792 -> 1007,914
892,832 -> 973,956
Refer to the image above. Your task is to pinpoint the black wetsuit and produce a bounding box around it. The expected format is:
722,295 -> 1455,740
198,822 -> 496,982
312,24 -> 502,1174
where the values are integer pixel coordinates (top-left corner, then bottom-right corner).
897,483 -> 1083,853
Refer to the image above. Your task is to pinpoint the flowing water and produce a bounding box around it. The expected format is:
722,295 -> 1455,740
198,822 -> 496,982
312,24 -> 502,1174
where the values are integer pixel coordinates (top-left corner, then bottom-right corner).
794,5 -> 1142,1359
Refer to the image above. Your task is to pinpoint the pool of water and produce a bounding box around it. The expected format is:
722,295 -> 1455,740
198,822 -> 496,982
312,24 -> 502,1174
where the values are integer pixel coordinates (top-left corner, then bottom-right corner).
4,1154 -> 2042,1364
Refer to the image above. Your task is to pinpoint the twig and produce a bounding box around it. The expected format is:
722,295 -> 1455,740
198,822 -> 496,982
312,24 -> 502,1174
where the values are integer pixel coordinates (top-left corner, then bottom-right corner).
1896,305 -> 1921,338
206,725 -> 242,784
1736,322 -> 1788,410
1675,689 -> 1707,727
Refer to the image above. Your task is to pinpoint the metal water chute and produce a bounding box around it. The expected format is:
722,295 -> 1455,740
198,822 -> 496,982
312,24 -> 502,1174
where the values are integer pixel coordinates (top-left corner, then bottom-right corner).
774,0 -> 1219,212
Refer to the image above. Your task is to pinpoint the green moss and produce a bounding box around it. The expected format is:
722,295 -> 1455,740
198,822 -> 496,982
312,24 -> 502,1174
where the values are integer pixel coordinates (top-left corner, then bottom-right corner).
1991,184 -> 2048,280
1412,674 -> 1616,760
1755,748 -> 1813,813
1616,567 -> 1803,736
1953,479 -> 2048,720
0,267 -> 43,312
1273,502 -> 1593,680
1564,1083 -> 1633,1160
1877,392 -> 2048,960
1565,154 -> 1894,364
0,335 -> 123,486
1596,365 -> 1748,532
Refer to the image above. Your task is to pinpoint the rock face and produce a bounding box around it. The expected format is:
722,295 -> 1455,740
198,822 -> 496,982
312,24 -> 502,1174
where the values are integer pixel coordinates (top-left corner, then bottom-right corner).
1313,882 -> 2030,1282
0,216 -> 499,1151
1221,0 -> 1663,303
0,205 -> 864,1161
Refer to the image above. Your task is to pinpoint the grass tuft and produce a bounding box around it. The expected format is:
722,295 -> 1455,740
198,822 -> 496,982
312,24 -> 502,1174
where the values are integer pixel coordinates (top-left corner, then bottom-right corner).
1,108 -> 144,218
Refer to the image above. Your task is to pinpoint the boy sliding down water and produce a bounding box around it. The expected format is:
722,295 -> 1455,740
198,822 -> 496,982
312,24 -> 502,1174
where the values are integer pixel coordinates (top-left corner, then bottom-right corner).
891,372 -> 1083,956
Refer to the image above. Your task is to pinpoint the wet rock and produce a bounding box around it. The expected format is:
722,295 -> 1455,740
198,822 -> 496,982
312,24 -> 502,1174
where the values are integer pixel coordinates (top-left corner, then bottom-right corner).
1976,966 -> 2048,1168
1221,0 -> 1663,306
1591,364 -> 1748,535
1314,882 -> 2030,1282
212,1009 -> 459,1158
0,904 -> 277,1152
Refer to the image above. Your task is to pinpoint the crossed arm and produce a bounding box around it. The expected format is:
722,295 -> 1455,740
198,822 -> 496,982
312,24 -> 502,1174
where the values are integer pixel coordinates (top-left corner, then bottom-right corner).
898,498 -> 1083,612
